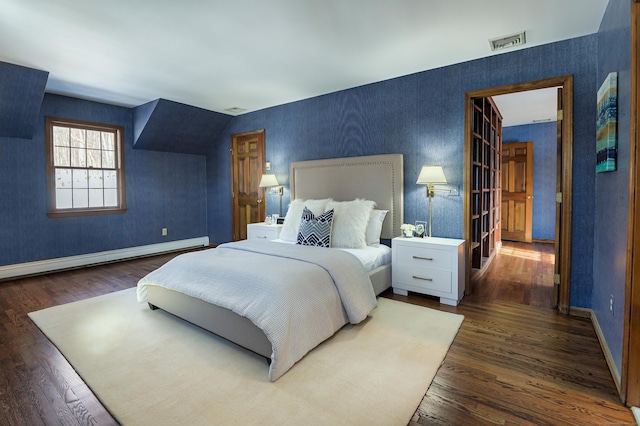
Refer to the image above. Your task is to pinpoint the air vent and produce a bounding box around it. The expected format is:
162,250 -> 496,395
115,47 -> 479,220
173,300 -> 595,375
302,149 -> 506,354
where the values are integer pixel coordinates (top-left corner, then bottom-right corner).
225,106 -> 247,114
489,31 -> 526,51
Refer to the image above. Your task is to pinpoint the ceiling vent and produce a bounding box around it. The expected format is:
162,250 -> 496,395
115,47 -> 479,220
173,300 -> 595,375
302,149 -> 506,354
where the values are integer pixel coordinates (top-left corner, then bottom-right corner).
225,106 -> 247,114
489,31 -> 526,51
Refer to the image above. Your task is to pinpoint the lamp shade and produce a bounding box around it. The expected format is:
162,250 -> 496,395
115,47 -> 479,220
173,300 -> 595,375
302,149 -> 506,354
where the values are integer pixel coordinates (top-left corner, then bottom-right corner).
416,165 -> 447,184
259,174 -> 279,187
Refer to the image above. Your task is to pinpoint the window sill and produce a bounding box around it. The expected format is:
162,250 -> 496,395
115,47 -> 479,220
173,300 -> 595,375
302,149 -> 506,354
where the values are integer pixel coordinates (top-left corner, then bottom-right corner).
47,208 -> 127,218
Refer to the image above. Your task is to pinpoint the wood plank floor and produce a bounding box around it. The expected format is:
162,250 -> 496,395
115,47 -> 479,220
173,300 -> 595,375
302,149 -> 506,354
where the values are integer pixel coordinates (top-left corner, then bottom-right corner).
470,241 -> 556,309
0,244 -> 635,425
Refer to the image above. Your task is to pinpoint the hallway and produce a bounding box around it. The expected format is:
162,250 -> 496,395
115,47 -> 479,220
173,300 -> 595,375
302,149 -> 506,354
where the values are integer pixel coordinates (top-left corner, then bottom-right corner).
472,241 -> 556,308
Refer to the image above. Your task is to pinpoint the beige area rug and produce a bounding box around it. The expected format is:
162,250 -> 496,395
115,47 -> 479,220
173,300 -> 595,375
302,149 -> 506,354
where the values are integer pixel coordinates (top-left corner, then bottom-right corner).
29,288 -> 463,425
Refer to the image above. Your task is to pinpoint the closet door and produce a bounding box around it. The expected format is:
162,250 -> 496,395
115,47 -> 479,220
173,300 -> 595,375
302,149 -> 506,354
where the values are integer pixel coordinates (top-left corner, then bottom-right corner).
230,130 -> 265,241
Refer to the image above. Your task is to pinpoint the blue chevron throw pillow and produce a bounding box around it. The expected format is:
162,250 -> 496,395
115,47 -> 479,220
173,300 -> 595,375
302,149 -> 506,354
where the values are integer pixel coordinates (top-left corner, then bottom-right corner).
297,207 -> 334,247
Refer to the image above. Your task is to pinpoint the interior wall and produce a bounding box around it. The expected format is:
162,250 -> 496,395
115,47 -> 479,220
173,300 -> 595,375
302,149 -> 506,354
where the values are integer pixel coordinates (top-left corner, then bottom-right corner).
593,0 -> 632,377
206,35 -> 599,308
0,94 -> 207,267
503,122 -> 557,241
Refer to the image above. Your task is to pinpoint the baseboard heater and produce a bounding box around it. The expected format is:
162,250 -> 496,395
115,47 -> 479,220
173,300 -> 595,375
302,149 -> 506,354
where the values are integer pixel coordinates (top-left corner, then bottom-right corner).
0,236 -> 209,281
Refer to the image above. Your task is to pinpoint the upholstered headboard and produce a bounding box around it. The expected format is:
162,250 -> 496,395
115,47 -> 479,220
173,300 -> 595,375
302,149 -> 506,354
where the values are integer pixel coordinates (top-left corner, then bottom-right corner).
289,154 -> 404,240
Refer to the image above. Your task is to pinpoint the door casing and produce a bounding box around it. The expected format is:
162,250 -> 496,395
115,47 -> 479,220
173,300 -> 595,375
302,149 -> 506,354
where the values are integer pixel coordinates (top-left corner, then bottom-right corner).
463,75 -> 573,314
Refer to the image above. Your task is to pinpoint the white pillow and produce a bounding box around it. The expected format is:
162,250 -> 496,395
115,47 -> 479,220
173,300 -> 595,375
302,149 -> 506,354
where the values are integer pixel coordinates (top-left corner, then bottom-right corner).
325,199 -> 376,248
366,209 -> 388,246
279,198 -> 332,242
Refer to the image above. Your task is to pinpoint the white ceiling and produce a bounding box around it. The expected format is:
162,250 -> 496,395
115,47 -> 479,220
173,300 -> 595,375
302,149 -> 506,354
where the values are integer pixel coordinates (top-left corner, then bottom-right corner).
0,0 -> 608,121
493,87 -> 560,127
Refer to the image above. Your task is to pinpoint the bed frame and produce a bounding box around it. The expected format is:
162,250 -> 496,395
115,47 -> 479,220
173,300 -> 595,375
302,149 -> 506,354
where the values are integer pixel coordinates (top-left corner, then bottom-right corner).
147,153 -> 404,358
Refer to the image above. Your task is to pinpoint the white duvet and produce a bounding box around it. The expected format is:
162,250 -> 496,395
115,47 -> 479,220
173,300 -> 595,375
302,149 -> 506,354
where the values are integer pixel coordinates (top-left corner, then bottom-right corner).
137,239 -> 377,381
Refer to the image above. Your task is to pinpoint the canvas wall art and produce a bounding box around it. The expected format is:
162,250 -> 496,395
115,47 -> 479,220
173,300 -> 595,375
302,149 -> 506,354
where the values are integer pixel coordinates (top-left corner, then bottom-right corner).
596,72 -> 617,173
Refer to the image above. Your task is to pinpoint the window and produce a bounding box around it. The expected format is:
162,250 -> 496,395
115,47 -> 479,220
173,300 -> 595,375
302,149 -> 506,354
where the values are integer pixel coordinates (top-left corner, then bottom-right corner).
46,117 -> 126,217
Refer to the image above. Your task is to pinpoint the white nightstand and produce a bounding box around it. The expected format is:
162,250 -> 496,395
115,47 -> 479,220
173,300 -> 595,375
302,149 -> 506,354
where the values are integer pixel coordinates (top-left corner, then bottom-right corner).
392,236 -> 465,306
247,223 -> 283,241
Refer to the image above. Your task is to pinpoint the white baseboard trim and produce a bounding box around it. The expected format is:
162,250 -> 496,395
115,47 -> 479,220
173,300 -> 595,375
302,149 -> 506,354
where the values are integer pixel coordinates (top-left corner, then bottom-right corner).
0,236 -> 210,281
572,306 -> 622,395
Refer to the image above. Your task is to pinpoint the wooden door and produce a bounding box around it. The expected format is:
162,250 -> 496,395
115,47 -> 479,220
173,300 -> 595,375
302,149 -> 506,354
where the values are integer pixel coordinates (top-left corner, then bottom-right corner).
230,130 -> 265,241
501,141 -> 533,242
554,87 -> 563,307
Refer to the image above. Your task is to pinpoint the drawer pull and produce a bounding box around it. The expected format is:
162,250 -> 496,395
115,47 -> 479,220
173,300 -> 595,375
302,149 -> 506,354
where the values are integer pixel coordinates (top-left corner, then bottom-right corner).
412,256 -> 433,261
257,235 -> 268,239
412,275 -> 433,282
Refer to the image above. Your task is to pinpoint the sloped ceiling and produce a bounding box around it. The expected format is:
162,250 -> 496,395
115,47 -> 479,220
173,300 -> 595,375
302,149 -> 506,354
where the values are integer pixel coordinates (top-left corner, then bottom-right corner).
0,61 -> 48,139
133,99 -> 233,154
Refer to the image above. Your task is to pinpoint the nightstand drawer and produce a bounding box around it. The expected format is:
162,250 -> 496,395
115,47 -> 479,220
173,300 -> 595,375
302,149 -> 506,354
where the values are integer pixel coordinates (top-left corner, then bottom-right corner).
394,268 -> 452,293
394,245 -> 451,271
247,223 -> 282,240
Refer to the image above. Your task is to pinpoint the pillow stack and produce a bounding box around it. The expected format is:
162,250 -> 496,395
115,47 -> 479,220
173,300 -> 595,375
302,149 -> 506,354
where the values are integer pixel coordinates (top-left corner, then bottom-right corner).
280,197 -> 387,249
280,198 -> 332,242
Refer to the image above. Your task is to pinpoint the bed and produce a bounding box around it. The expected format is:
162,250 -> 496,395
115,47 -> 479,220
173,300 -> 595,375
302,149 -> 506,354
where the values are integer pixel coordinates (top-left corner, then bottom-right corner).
137,153 -> 404,380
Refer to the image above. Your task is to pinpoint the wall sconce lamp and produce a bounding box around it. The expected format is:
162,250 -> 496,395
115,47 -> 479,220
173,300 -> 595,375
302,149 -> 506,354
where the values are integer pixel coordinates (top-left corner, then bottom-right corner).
259,174 -> 283,217
416,165 -> 451,237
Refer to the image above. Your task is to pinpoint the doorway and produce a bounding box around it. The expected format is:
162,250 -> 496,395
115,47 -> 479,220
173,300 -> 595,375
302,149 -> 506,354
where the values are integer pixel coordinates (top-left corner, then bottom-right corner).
463,75 -> 574,313
501,141 -> 534,243
230,129 -> 265,241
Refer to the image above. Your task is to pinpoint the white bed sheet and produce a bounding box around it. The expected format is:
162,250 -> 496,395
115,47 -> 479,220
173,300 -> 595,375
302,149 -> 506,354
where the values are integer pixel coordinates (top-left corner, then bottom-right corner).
272,239 -> 391,272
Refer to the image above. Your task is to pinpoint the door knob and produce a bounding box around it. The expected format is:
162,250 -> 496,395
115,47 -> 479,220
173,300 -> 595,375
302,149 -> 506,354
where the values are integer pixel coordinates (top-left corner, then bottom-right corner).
257,199 -> 263,204
526,195 -> 533,199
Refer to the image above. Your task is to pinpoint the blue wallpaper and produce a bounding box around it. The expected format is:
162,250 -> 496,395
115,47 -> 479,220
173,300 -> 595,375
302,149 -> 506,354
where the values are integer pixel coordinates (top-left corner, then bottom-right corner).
0,61 -> 48,139
206,34 -> 598,310
592,0 -> 631,376
133,98 -> 233,154
0,94 -> 207,266
503,122 -> 557,240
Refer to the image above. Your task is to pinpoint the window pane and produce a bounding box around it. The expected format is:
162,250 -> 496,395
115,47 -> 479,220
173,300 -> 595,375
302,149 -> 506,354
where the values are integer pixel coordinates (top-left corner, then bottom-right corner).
102,150 -> 115,168
54,146 -> 70,167
56,188 -> 72,209
72,188 -> 88,208
87,149 -> 101,168
70,128 -> 85,148
86,130 -> 101,149
104,170 -> 117,188
73,169 -> 88,189
89,188 -> 103,207
88,169 -> 103,188
71,147 -> 86,167
102,132 -> 115,150
55,168 -> 72,189
47,118 -> 124,215
53,126 -> 70,146
104,188 -> 118,206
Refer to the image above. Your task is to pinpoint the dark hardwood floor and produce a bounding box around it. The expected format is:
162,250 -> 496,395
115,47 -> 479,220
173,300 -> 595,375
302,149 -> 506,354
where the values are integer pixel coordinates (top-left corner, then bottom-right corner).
0,244 -> 635,425
394,241 -> 634,425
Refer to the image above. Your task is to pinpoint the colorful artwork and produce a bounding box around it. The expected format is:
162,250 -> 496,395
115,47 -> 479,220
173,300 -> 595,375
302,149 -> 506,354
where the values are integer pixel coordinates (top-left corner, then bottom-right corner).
596,72 -> 617,173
